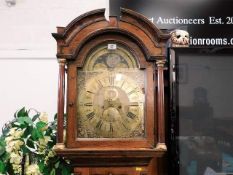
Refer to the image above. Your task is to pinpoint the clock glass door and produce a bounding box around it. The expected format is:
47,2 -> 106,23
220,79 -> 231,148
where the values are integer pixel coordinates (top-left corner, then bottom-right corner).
170,49 -> 233,175
77,43 -> 145,138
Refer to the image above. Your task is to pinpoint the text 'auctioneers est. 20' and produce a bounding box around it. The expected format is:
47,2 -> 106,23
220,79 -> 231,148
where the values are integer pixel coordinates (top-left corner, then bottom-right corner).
148,16 -> 233,25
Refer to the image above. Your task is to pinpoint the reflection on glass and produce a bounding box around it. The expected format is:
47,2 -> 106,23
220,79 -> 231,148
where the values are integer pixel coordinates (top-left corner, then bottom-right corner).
177,55 -> 233,175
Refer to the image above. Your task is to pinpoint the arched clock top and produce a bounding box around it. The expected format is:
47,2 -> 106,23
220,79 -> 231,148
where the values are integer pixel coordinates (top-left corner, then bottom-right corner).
52,8 -> 170,61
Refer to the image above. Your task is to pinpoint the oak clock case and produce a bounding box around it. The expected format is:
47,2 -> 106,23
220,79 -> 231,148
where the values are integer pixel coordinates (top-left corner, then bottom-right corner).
53,8 -> 169,175
77,44 -> 145,139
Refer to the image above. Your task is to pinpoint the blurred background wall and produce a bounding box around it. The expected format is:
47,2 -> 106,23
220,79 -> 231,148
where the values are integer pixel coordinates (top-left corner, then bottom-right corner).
0,0 -> 107,129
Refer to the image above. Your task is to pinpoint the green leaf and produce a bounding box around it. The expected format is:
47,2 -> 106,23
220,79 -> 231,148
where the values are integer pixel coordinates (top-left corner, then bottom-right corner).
22,126 -> 33,138
21,145 -> 30,154
61,166 -> 71,175
0,146 -> 5,157
2,151 -> 10,161
13,122 -> 21,126
31,128 -> 37,140
38,161 -> 45,172
32,114 -> 40,122
25,139 -> 35,149
42,165 -> 49,175
36,121 -> 47,130
31,128 -> 43,140
6,161 -> 14,174
0,138 -> 6,146
31,129 -> 39,140
53,113 -> 57,120
0,138 -> 6,156
50,168 -> 56,175
15,107 -> 28,118
17,117 -> 33,126
47,141 -> 55,149
2,123 -> 11,136
0,160 -> 5,173
54,161 -> 60,168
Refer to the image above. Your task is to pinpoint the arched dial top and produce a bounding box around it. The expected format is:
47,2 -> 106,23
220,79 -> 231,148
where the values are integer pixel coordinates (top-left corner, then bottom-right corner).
77,43 -> 145,138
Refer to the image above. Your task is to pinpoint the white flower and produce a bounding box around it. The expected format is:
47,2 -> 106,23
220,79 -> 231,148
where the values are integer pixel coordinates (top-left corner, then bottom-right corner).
6,140 -> 24,153
5,144 -> 14,152
5,136 -> 13,144
39,136 -> 51,146
26,164 -> 41,175
8,127 -> 17,135
39,112 -> 48,123
12,164 -> 22,174
44,136 -> 51,143
14,140 -> 24,150
10,152 -> 22,165
45,150 -> 55,164
48,150 -> 55,157
8,127 -> 24,139
37,136 -> 52,154
13,129 -> 25,138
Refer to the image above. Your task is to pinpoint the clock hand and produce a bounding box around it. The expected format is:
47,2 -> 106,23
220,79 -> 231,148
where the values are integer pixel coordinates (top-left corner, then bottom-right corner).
113,99 -> 127,119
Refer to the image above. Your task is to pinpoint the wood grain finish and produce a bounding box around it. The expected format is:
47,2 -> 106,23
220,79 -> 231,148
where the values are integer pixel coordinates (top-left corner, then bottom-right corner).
53,8 -> 170,175
57,58 -> 66,144
156,60 -> 167,150
74,167 -> 148,175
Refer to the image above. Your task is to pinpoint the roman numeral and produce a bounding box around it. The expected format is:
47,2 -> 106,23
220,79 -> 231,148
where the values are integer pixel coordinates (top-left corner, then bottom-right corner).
127,89 -> 137,95
86,112 -> 95,120
96,120 -> 103,129
121,122 -> 128,130
110,123 -> 114,133
109,76 -> 115,86
120,81 -> 125,88
127,112 -> 136,119
129,102 -> 139,106
84,103 -> 93,106
86,90 -> 95,94
96,79 -> 103,88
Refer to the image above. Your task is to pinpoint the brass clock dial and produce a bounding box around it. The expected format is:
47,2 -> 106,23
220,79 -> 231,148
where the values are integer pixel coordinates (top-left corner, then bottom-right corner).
77,44 -> 145,138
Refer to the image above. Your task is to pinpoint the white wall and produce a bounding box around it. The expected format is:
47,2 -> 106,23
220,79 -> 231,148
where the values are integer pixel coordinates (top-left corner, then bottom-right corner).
0,0 -> 107,128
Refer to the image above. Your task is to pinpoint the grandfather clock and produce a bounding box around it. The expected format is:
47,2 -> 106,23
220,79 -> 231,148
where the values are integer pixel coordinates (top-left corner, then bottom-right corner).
53,8 -> 170,175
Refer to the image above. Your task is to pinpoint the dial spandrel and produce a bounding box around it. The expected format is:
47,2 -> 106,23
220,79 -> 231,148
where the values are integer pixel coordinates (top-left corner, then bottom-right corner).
77,44 -> 145,138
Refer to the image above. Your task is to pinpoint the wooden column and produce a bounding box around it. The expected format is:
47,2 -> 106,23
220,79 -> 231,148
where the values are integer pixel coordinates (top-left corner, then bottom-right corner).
55,58 -> 66,149
155,60 -> 167,151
